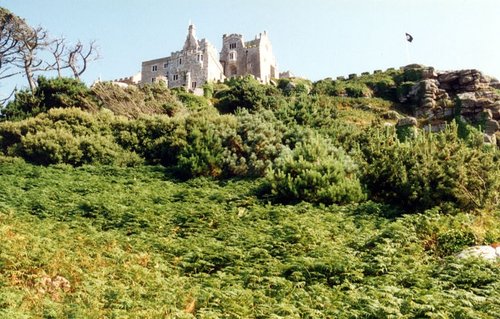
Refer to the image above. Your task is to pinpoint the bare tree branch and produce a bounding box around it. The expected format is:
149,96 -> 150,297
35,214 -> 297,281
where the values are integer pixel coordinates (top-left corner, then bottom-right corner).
11,24 -> 51,91
1,7 -> 100,93
48,36 -> 68,77
67,40 -> 99,79
0,85 -> 15,107
0,7 -> 21,80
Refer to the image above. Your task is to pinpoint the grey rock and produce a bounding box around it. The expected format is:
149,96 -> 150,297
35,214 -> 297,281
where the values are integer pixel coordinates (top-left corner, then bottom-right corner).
397,117 -> 418,127
484,119 -> 500,135
457,245 -> 499,260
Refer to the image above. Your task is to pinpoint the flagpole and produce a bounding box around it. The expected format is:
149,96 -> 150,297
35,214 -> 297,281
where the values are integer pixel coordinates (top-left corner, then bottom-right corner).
405,39 -> 410,64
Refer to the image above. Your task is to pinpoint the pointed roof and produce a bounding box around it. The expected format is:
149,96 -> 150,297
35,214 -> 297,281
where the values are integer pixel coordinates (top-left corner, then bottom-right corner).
183,24 -> 199,51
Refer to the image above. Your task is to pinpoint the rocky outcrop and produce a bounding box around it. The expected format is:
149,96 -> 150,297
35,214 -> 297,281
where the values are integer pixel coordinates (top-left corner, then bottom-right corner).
457,243 -> 500,261
400,65 -> 500,144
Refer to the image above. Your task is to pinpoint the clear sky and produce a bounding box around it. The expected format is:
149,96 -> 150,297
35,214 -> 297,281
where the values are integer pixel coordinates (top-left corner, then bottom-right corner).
1,0 -> 500,94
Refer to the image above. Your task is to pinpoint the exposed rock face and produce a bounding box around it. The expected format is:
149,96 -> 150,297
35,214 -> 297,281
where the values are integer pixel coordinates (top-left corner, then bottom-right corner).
401,65 -> 500,142
457,244 -> 500,261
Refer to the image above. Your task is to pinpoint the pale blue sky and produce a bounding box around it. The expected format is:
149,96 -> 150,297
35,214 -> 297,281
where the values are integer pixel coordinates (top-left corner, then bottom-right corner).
2,0 -> 500,94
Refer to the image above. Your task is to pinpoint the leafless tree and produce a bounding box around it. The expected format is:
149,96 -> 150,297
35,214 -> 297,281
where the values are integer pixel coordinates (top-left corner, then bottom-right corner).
12,24 -> 51,92
49,37 -> 67,78
0,8 -> 22,81
66,40 -> 99,80
1,6 -> 99,97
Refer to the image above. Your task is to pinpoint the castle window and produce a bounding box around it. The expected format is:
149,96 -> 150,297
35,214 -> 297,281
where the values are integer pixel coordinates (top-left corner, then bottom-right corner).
163,62 -> 168,68
179,58 -> 182,65
197,54 -> 203,62
151,65 -> 158,72
229,43 -> 236,49
229,51 -> 237,61
173,74 -> 179,81
192,81 -> 197,89
151,77 -> 155,82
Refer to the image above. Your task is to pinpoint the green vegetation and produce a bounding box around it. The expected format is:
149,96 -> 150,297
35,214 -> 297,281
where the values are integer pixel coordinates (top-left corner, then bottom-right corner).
0,71 -> 499,317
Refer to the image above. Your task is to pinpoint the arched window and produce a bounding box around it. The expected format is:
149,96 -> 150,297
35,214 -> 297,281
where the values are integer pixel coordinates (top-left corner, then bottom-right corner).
229,51 -> 237,61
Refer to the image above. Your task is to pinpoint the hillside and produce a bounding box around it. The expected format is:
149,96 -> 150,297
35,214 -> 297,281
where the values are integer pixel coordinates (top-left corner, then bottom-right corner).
0,67 -> 499,317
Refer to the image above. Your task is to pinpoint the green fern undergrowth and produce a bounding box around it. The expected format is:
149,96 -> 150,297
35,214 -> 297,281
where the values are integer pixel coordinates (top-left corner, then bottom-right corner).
0,159 -> 498,318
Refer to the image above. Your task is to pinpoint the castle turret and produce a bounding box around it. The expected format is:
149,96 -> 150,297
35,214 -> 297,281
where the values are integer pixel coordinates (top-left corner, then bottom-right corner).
183,24 -> 199,51
219,31 -> 277,83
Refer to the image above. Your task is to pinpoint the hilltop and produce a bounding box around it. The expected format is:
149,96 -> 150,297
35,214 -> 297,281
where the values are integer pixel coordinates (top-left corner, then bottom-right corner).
0,66 -> 499,317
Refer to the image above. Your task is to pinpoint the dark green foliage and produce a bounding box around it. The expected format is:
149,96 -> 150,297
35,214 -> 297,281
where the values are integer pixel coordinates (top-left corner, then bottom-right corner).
214,75 -> 281,113
223,109 -> 288,177
1,77 -> 97,121
112,115 -> 185,166
0,67 -> 499,317
276,77 -> 312,96
361,122 -> 500,212
0,108 -> 141,166
311,78 -> 347,96
275,95 -> 338,127
312,71 -> 401,99
0,161 -> 497,318
265,132 -> 366,204
175,113 -> 236,178
173,90 -> 211,111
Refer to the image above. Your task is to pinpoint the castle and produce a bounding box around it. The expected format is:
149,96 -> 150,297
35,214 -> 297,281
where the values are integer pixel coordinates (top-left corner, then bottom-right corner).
141,24 -> 278,92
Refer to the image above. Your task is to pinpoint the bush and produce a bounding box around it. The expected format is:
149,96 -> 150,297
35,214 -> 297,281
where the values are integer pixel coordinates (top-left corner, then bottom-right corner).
112,115 -> 186,166
311,79 -> 346,96
174,90 -> 211,112
214,76 -> 280,113
92,82 -> 184,118
274,95 -> 338,128
223,109 -> 287,177
1,77 -> 97,120
175,113 -> 237,178
0,108 -> 142,166
265,132 -> 365,204
277,78 -> 312,96
361,122 -> 500,212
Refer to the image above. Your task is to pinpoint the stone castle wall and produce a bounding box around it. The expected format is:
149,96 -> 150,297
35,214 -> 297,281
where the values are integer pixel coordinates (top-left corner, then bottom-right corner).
219,32 -> 277,83
141,25 -> 224,91
141,25 -> 278,90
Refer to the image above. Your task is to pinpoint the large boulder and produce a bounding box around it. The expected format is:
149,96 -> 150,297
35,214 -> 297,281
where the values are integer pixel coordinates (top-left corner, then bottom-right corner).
397,116 -> 418,127
457,245 -> 500,261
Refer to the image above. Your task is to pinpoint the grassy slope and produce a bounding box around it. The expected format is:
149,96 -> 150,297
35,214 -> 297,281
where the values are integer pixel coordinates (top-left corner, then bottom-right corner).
0,159 -> 498,318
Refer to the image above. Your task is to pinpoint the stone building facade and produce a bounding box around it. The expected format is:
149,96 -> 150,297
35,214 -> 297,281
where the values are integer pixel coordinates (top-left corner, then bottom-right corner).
219,31 -> 277,84
141,25 -> 224,93
141,25 -> 278,91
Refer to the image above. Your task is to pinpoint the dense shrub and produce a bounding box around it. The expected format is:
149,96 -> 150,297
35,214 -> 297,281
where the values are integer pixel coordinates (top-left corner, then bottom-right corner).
223,109 -> 288,176
265,132 -> 365,204
112,115 -> 185,166
361,122 -> 500,212
175,113 -> 237,178
274,95 -> 338,128
173,90 -> 212,111
92,81 -> 184,118
312,79 -> 372,98
1,77 -> 97,120
311,78 -> 345,96
276,78 -> 312,96
0,108 -> 141,166
214,76 -> 281,113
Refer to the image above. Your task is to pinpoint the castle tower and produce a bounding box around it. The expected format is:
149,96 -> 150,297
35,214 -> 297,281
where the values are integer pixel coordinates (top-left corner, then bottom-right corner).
183,24 -> 199,51
141,24 -> 225,92
219,31 -> 277,83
